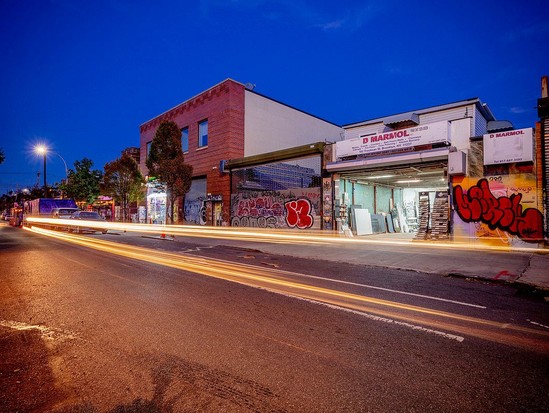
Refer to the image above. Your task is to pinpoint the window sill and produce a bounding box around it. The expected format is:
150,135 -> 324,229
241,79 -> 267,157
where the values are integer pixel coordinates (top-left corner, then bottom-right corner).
196,146 -> 208,151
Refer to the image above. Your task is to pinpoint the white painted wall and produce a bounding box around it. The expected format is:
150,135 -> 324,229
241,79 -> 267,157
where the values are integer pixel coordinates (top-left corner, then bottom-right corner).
244,91 -> 343,156
344,103 -> 478,141
450,118 -> 472,151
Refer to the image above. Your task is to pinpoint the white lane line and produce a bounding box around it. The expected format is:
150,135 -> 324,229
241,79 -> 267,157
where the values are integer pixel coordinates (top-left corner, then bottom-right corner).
288,272 -> 486,309
528,320 -> 549,330
267,291 -> 465,343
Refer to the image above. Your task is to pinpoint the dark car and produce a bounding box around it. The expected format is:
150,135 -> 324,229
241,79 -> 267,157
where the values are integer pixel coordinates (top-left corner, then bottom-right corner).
51,207 -> 79,219
68,211 -> 108,234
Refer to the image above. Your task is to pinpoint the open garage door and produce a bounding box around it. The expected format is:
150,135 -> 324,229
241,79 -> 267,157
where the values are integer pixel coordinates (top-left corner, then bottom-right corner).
337,161 -> 449,239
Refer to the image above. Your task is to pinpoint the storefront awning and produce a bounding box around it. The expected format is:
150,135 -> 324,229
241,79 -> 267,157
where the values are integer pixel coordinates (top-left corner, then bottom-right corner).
327,148 -> 449,172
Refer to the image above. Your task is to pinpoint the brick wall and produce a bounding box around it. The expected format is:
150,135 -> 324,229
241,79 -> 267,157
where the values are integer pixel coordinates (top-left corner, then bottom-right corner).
139,79 -> 246,223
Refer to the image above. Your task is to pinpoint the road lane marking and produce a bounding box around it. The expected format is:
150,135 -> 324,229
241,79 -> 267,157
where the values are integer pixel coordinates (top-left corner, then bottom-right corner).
271,271 -> 487,309
24,227 -> 549,353
261,294 -> 466,343
528,320 -> 549,330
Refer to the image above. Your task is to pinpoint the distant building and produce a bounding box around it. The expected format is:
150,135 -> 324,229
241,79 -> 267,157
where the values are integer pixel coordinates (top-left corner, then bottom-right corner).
122,147 -> 140,165
139,78 -> 342,225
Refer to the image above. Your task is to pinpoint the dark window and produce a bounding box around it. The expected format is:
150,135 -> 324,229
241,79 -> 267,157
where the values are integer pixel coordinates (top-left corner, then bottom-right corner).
181,127 -> 189,152
198,119 -> 208,147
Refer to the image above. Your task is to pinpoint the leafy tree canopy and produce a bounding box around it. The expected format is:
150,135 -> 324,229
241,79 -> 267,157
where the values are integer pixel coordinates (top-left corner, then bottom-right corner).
145,121 -> 193,224
102,153 -> 144,221
146,121 -> 182,177
61,158 -> 103,206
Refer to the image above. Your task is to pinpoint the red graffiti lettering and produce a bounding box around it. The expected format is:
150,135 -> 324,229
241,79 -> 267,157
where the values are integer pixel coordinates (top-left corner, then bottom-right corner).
453,179 -> 544,243
285,199 -> 314,229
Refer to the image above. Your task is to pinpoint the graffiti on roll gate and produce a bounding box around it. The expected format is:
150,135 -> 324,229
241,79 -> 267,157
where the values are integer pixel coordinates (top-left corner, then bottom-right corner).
284,198 -> 314,229
231,189 -> 320,229
453,178 -> 544,243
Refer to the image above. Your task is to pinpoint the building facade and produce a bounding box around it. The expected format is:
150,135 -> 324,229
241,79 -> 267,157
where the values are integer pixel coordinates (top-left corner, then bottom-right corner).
139,79 -> 342,225
327,98 -> 545,247
226,142 -> 331,231
538,75 -> 549,240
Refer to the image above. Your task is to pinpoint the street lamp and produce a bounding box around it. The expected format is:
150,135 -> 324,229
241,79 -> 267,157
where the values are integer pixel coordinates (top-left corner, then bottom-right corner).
35,144 -> 47,196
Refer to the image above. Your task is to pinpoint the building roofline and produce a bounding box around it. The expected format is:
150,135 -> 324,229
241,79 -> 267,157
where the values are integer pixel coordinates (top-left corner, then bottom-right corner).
140,78 -> 341,130
343,97 -> 496,128
245,88 -> 341,128
140,78 -> 244,128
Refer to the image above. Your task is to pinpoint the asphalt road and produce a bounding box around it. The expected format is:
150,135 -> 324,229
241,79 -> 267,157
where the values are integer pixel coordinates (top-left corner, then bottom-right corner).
1,224 -> 549,412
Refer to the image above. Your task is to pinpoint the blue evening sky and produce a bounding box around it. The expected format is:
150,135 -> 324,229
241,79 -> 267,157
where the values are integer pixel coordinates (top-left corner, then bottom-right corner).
1,0 -> 548,193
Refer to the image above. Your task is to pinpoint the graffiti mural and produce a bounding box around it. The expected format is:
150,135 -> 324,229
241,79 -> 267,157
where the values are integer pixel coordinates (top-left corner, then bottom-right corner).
453,178 -> 544,243
322,178 -> 333,230
285,198 -> 314,229
231,189 -> 320,229
184,197 -> 206,225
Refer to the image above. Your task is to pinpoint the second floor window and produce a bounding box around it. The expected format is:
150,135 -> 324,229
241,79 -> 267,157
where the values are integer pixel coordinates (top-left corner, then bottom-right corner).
198,119 -> 208,147
146,141 -> 152,158
181,127 -> 189,152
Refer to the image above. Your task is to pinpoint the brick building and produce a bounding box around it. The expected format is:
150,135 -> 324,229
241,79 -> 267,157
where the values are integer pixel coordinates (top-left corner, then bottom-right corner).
139,79 -> 342,225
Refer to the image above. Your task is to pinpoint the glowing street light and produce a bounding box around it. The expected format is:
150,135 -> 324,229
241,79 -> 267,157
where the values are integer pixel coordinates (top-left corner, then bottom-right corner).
35,144 -> 48,196
34,144 -> 70,198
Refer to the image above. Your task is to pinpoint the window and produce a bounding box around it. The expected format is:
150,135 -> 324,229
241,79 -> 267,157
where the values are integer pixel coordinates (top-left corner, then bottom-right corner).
146,141 -> 152,158
232,156 -> 321,192
181,127 -> 189,152
198,119 -> 208,147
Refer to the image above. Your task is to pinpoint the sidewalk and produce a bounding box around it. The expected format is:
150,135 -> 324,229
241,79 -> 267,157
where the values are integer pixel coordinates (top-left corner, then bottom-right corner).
138,226 -> 549,293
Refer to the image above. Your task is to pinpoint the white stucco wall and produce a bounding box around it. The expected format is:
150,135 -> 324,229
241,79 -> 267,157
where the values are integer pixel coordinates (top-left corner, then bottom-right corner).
244,91 -> 343,156
450,117 -> 472,151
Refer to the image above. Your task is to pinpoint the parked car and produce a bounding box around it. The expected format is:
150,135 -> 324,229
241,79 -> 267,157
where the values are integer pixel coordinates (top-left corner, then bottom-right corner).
68,211 -> 108,234
51,207 -> 79,219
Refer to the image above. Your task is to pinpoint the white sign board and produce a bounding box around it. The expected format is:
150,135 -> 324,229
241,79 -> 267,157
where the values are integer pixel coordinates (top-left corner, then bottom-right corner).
483,128 -> 533,165
337,121 -> 450,158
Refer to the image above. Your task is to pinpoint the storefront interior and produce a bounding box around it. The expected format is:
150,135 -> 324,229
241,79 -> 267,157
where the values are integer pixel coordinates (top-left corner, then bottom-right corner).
337,161 -> 449,238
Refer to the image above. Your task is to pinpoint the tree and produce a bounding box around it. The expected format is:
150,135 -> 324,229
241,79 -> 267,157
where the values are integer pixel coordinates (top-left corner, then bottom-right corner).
146,121 -> 193,224
61,158 -> 103,206
102,153 -> 145,222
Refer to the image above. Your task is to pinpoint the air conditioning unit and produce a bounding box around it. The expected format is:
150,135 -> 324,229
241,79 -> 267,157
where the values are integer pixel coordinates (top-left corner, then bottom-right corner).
448,151 -> 466,175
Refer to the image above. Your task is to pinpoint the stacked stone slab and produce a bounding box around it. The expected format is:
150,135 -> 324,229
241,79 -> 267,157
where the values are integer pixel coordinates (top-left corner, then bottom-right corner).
414,192 -> 430,240
429,191 -> 449,240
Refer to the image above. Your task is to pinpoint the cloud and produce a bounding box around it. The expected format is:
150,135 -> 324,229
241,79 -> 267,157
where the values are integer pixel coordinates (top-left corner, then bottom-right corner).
505,21 -> 549,42
199,0 -> 380,32
510,107 -> 527,114
317,19 -> 345,31
315,5 -> 379,32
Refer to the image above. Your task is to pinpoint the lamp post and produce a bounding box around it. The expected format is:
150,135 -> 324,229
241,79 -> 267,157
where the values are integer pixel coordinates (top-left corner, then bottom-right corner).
35,145 -> 48,197
53,152 -> 69,198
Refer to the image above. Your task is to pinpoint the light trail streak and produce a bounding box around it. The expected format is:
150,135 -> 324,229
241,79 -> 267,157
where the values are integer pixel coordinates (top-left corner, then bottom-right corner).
25,226 -> 549,353
24,217 -> 549,254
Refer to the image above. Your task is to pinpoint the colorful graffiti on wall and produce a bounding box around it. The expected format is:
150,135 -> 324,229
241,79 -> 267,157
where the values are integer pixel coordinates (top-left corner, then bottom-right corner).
453,177 -> 544,244
285,199 -> 314,229
231,189 -> 320,229
184,197 -> 206,225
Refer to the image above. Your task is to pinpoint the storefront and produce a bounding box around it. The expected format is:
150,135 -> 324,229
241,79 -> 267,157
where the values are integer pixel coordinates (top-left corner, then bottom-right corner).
328,121 -> 451,239
90,196 -> 114,221
452,127 -> 544,247
328,108 -> 545,246
146,180 -> 167,224
227,143 -> 325,230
